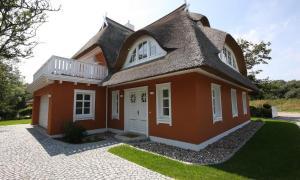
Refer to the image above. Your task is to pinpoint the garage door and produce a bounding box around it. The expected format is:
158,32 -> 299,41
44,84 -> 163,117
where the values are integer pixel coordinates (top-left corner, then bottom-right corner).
39,95 -> 49,129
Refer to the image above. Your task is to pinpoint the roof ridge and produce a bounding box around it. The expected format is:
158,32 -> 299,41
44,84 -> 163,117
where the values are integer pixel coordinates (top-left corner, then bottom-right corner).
142,3 -> 187,29
106,17 -> 134,32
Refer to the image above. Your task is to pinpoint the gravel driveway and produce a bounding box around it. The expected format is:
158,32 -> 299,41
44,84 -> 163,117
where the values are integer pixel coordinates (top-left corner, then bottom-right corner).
0,125 -> 170,180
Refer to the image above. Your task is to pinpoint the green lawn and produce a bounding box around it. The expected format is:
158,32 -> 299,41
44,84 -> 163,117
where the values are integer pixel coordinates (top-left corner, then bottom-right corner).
0,119 -> 31,126
250,98 -> 300,113
109,119 -> 300,180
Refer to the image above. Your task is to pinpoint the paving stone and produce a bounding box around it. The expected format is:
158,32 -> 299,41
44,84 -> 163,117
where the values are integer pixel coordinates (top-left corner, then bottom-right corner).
0,125 -> 170,180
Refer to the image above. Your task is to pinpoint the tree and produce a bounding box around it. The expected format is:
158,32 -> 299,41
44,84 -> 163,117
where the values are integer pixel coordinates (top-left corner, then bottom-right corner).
0,0 -> 59,63
237,39 -> 272,79
0,0 -> 59,119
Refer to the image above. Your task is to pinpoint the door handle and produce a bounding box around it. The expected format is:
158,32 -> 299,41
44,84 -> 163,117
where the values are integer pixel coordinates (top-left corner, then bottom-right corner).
137,110 -> 139,115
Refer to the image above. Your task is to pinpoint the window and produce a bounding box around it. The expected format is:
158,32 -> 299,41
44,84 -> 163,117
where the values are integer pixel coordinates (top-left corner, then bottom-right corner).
231,89 -> 238,117
156,83 -> 171,125
124,36 -> 167,69
211,84 -> 222,122
149,41 -> 156,56
112,90 -> 119,119
73,90 -> 95,121
129,49 -> 136,63
138,41 -> 148,60
219,45 -> 238,71
242,92 -> 247,114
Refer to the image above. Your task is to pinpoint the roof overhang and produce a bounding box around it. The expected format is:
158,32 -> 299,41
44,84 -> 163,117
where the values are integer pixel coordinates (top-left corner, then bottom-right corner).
27,75 -> 103,93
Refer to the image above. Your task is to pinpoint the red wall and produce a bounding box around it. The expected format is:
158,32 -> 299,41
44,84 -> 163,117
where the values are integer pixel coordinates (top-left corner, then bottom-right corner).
108,72 -> 250,144
32,81 -> 106,135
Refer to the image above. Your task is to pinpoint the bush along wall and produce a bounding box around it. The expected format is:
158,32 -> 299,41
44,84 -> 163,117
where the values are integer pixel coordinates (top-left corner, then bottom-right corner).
250,103 -> 272,118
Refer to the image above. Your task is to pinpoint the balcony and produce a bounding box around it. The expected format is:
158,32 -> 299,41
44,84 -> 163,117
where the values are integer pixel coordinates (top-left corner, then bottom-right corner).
33,55 -> 108,81
28,56 -> 108,92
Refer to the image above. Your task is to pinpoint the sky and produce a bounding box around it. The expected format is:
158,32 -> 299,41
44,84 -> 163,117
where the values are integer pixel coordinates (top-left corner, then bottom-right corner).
20,0 -> 300,83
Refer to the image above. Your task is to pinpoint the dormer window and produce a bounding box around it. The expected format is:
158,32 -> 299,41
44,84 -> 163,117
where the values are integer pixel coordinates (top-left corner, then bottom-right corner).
123,35 -> 167,69
219,45 -> 239,72
138,41 -> 148,60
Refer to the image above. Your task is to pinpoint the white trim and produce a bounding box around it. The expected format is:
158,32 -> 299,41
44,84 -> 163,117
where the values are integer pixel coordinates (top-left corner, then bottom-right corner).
73,89 -> 96,121
107,128 -> 124,134
106,68 -> 252,92
123,35 -> 167,69
150,120 -> 250,151
231,88 -> 238,118
111,90 -> 120,119
211,83 -> 222,123
219,44 -> 240,72
156,82 -> 172,125
242,91 -> 247,115
124,86 -> 149,136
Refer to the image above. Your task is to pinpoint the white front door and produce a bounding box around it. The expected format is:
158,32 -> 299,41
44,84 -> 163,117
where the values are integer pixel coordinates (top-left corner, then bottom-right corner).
39,95 -> 49,129
125,87 -> 148,135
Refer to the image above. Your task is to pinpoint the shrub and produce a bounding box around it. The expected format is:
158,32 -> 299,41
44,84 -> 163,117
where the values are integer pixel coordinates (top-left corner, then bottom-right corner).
18,107 -> 32,118
63,122 -> 86,143
250,106 -> 272,118
262,103 -> 271,109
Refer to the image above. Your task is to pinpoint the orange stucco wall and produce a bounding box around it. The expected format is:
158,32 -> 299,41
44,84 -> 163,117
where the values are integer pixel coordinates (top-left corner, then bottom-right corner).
32,81 -> 106,135
108,72 -> 250,144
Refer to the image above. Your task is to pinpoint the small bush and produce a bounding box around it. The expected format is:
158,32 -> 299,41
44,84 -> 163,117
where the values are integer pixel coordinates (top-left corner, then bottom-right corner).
63,122 -> 86,143
18,107 -> 32,117
262,103 -> 271,109
250,106 -> 272,118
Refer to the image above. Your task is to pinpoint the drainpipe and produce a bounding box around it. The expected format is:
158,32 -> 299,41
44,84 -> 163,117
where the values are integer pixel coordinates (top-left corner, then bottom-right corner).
105,86 -> 108,130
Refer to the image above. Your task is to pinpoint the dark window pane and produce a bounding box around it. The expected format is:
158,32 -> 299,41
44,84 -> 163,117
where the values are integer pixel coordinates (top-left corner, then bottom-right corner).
84,108 -> 90,114
76,108 -> 82,115
84,102 -> 90,108
76,94 -> 83,100
163,108 -> 169,116
163,99 -> 169,107
76,102 -> 82,108
84,94 -> 90,100
163,89 -> 169,98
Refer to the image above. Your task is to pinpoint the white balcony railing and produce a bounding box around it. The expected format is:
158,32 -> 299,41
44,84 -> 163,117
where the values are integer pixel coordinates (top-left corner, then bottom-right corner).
33,56 -> 108,81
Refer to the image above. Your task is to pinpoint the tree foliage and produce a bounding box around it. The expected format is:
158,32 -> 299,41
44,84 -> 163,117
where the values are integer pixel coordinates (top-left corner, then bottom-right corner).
0,0 -> 59,119
237,39 -> 272,77
0,0 -> 59,63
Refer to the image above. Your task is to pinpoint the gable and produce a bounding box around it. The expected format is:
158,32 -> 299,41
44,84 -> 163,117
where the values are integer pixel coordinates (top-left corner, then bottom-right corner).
122,35 -> 167,69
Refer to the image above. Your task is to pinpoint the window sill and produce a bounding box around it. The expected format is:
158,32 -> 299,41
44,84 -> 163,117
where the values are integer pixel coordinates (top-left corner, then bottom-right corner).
213,117 -> 223,124
156,118 -> 172,126
232,115 -> 238,118
74,116 -> 95,121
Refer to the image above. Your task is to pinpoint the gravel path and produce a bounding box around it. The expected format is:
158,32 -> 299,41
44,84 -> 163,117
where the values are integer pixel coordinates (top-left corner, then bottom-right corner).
0,124 -> 170,180
132,121 -> 264,165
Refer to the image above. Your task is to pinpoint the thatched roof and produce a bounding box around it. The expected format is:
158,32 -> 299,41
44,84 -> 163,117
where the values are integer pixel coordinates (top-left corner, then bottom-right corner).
103,4 -> 257,91
72,17 -> 133,70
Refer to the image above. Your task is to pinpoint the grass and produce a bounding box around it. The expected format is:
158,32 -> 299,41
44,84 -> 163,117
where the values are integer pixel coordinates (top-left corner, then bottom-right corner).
109,119 -> 300,180
0,119 -> 31,126
250,98 -> 300,113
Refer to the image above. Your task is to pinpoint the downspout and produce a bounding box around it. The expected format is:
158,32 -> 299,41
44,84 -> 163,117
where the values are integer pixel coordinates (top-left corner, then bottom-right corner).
105,86 -> 108,130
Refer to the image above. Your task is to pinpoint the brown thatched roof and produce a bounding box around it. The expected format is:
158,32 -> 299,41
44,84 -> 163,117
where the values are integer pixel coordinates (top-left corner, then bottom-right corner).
102,4 -> 257,91
72,17 -> 133,70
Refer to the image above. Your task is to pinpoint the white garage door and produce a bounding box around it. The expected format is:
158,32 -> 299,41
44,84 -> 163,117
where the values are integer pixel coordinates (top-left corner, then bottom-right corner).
39,95 -> 49,129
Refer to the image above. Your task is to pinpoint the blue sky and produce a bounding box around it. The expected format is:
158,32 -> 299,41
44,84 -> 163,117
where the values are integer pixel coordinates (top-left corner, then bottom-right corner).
20,0 -> 300,82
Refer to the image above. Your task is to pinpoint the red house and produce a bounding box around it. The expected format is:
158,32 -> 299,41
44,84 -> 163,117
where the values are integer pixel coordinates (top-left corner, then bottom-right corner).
28,4 -> 257,151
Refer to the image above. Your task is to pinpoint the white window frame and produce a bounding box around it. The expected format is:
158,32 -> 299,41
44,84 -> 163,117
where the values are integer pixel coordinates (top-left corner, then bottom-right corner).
123,35 -> 167,69
111,90 -> 120,119
218,44 -> 239,72
156,83 -> 172,125
73,89 -> 96,121
231,89 -> 238,118
211,83 -> 222,123
242,92 -> 248,115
